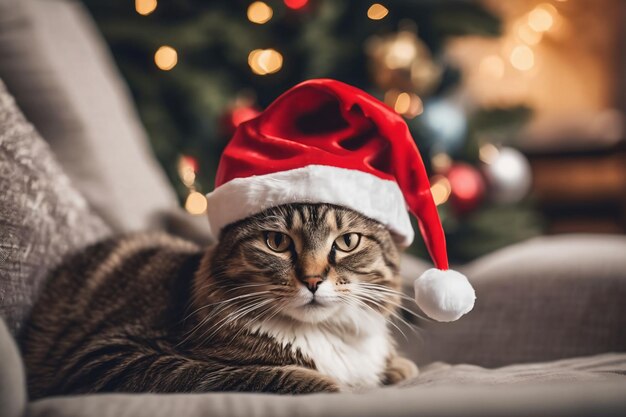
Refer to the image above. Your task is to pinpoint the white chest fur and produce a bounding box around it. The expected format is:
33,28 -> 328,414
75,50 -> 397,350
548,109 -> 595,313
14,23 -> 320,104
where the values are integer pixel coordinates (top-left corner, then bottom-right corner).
251,314 -> 390,389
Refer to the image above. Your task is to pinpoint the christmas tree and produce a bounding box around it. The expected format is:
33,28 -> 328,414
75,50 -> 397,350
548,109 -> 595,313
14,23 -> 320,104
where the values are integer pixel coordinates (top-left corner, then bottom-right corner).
81,0 -> 544,262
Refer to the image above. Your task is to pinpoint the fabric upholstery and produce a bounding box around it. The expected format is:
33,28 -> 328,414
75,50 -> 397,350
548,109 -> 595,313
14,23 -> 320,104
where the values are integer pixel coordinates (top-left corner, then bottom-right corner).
0,0 -> 209,239
27,354 -> 626,417
0,79 -> 110,335
397,235 -> 626,367
0,318 -> 26,417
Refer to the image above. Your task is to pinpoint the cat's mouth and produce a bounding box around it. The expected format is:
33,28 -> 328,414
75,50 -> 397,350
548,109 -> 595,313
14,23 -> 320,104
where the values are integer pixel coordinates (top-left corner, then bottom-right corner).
300,295 -> 337,309
284,295 -> 342,323
304,298 -> 326,308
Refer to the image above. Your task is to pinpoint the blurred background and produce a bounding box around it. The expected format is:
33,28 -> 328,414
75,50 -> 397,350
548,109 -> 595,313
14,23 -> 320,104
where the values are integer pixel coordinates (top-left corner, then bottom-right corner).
81,0 -> 626,262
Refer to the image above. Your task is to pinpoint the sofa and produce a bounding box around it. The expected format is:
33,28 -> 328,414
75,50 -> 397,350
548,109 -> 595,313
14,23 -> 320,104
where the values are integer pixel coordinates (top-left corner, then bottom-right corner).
1,0 -> 626,416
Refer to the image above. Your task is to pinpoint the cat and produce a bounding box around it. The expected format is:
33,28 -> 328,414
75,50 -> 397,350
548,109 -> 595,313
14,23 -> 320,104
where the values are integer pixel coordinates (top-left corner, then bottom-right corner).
21,203 -> 417,399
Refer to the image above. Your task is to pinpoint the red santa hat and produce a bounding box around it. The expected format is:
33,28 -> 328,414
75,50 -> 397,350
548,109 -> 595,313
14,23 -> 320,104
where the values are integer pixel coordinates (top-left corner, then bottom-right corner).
206,79 -> 475,322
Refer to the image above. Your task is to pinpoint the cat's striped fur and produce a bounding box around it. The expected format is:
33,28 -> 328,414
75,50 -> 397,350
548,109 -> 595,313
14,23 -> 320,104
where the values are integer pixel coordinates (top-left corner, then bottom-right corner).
21,203 -> 417,399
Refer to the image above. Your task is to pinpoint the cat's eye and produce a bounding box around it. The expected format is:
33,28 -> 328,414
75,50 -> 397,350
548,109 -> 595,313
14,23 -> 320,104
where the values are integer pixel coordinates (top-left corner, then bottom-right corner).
334,233 -> 361,252
264,232 -> 292,252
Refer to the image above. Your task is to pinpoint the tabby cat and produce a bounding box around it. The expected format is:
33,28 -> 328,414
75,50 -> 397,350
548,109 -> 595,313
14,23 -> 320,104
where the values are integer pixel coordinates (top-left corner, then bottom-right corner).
21,203 -> 417,399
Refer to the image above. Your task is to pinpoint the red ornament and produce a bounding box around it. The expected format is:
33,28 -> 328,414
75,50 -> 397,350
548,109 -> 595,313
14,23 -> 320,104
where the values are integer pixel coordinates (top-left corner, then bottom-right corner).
284,0 -> 308,10
446,163 -> 486,215
219,105 -> 261,138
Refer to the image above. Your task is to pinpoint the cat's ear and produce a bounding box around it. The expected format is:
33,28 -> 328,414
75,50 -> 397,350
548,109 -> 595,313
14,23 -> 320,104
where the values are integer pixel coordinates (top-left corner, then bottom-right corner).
413,268 -> 475,322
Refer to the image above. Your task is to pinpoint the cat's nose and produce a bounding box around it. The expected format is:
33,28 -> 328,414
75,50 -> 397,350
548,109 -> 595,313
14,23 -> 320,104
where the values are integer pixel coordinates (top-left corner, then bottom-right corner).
301,276 -> 323,293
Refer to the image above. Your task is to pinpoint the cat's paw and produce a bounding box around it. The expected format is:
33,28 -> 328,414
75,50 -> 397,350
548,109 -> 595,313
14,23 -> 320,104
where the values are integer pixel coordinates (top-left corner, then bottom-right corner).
382,356 -> 418,385
285,366 -> 341,394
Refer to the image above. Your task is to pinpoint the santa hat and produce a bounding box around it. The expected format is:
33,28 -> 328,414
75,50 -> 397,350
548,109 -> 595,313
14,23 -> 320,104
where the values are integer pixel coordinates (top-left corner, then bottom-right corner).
206,79 -> 475,322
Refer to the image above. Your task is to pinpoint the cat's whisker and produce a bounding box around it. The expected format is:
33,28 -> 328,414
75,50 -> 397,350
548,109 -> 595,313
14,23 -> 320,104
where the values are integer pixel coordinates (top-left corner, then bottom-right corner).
354,292 -> 426,322
345,292 -> 420,339
339,295 -> 409,341
198,298 -> 274,343
178,292 -> 273,345
352,285 -> 430,321
180,291 -> 272,325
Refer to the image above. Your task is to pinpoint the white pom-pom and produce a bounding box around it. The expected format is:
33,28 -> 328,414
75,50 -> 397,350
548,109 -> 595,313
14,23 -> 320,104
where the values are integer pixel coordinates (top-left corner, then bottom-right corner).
414,268 -> 475,322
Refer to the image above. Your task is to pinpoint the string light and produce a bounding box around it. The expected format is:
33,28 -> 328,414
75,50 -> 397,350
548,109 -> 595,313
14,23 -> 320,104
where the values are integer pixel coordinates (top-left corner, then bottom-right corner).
510,45 -> 534,71
185,192 -> 208,215
135,0 -> 157,16
248,49 -> 283,75
430,175 -> 452,206
528,4 -> 557,32
479,55 -> 505,79
367,4 -> 389,20
247,1 -> 273,24
284,0 -> 308,10
154,46 -> 178,71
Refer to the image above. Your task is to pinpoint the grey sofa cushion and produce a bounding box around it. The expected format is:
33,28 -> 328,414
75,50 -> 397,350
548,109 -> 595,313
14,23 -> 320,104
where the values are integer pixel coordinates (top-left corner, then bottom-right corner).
0,79 -> 110,335
398,235 -> 626,367
0,0 -> 209,239
26,354 -> 626,417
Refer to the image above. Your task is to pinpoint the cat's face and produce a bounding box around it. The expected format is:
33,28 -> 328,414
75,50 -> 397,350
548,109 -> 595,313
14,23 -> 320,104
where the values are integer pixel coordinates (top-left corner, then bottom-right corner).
205,204 -> 402,326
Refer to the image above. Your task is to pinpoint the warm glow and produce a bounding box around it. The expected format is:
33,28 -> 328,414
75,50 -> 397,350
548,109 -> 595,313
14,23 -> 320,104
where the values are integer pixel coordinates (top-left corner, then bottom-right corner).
248,49 -> 283,75
284,0 -> 308,10
178,156 -> 197,187
517,23 -> 543,45
135,0 -> 157,16
431,152 -> 452,173
384,32 -> 417,69
247,2 -> 273,24
185,192 -> 207,215
479,143 -> 500,164
394,92 -> 411,114
528,4 -> 556,32
154,46 -> 178,71
510,45 -> 534,71
389,91 -> 423,118
479,55 -> 505,79
367,4 -> 389,20
430,175 -> 452,206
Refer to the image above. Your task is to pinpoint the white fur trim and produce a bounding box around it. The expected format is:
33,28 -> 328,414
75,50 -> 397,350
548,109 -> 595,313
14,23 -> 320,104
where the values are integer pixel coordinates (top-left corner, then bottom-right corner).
414,268 -> 475,322
205,165 -> 414,245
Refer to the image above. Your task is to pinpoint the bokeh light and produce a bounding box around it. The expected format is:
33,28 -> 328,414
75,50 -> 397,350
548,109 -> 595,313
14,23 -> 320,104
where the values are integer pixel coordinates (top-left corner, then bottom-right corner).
178,156 -> 197,187
384,32 -> 417,69
510,45 -> 534,71
516,22 -> 543,45
247,2 -> 273,24
430,175 -> 452,206
479,143 -> 500,165
185,192 -> 208,215
367,4 -> 389,20
248,49 -> 283,75
431,152 -> 452,173
135,0 -> 157,16
154,46 -> 178,71
528,4 -> 557,32
284,0 -> 308,10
